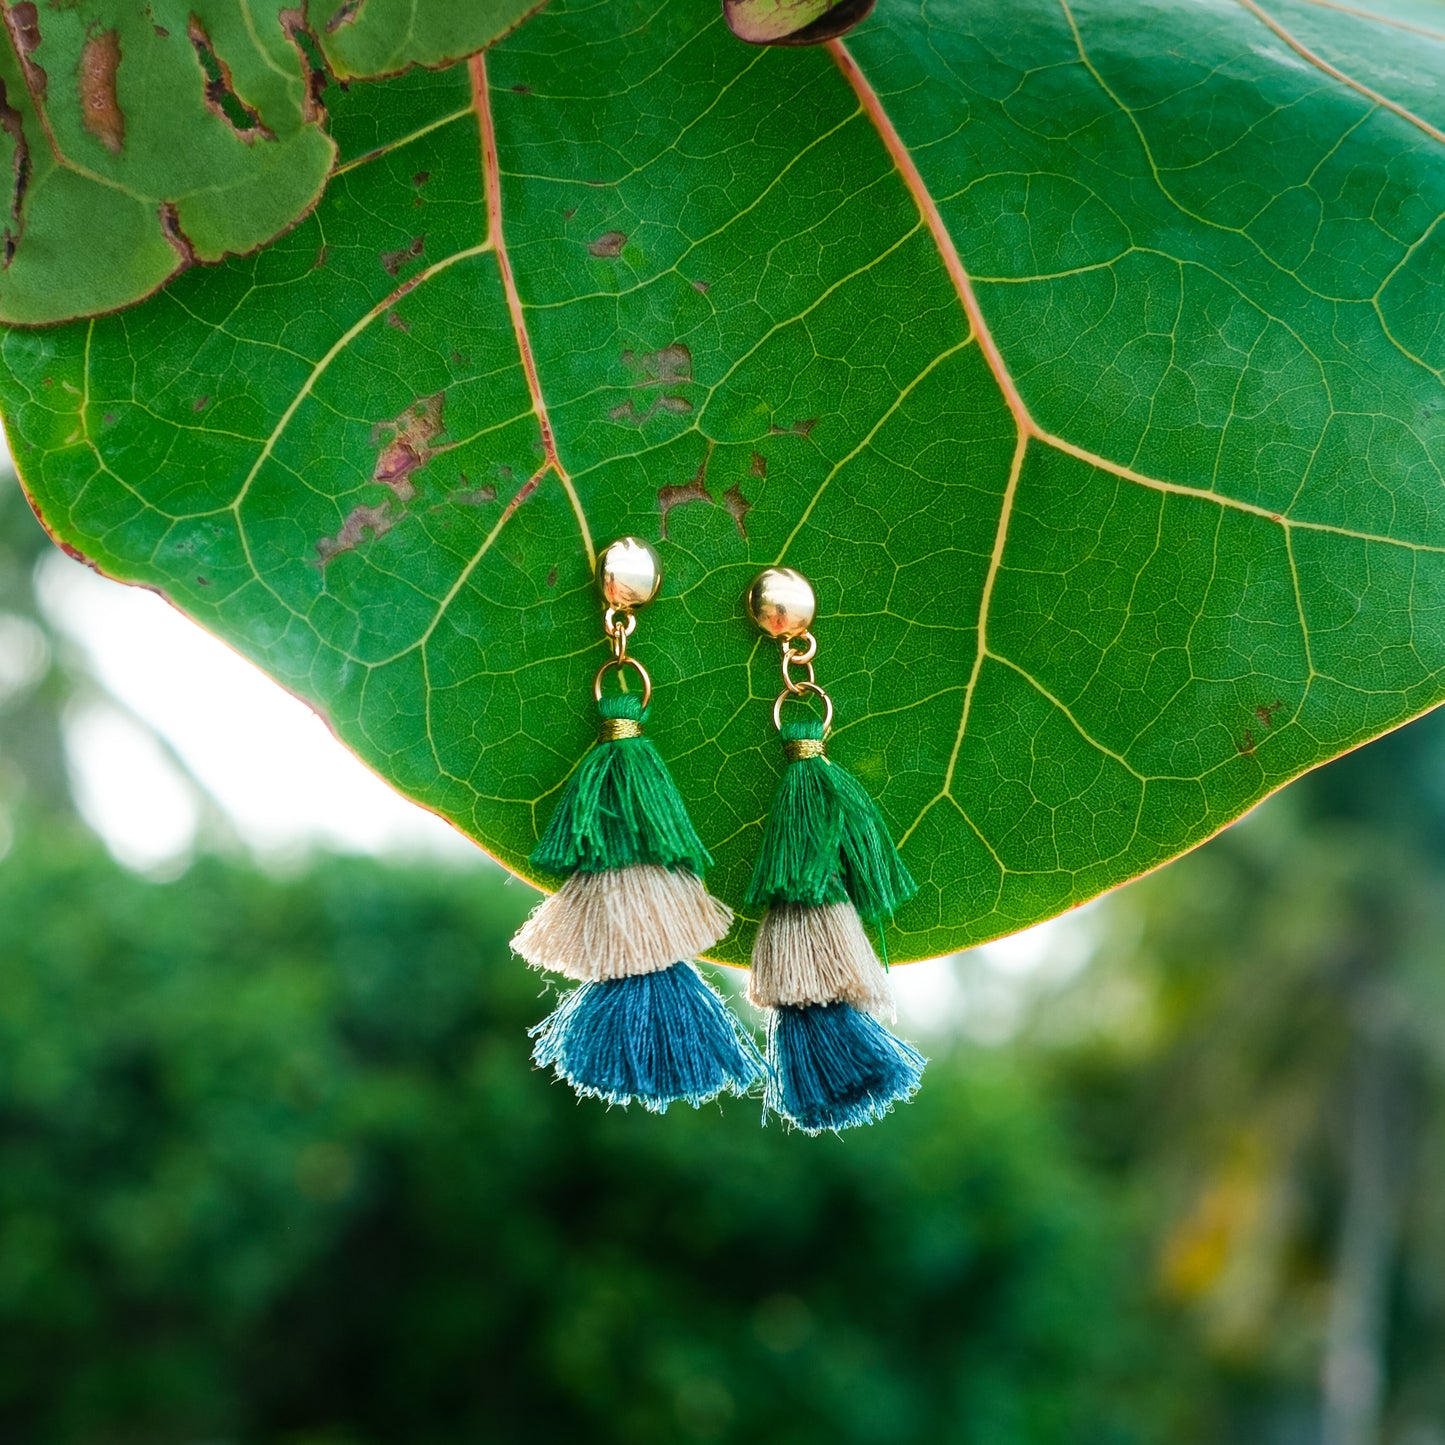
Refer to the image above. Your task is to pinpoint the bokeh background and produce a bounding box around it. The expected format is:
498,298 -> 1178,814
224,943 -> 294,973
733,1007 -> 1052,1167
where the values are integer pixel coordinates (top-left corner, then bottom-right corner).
1,456 -> 1442,1445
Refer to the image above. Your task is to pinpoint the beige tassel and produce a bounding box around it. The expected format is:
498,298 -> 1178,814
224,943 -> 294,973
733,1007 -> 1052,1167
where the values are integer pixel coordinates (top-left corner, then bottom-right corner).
747,901 -> 894,1017
512,864 -> 733,980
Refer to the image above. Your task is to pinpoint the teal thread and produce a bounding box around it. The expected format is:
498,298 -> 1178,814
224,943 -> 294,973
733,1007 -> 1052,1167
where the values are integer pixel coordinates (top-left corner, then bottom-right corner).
766,1002 -> 926,1133
531,963 -> 767,1112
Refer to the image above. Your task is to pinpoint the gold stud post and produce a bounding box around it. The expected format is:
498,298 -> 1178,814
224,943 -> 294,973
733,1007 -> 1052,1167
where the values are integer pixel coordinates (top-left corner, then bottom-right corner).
597,536 -> 662,611
594,538 -> 660,709
746,567 -> 816,640
746,568 -> 834,735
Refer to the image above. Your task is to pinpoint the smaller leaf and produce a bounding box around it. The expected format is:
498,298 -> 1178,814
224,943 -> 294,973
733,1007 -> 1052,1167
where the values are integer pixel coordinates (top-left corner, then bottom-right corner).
0,0 -> 336,326
314,0 -> 547,80
0,0 -> 548,327
722,0 -> 875,46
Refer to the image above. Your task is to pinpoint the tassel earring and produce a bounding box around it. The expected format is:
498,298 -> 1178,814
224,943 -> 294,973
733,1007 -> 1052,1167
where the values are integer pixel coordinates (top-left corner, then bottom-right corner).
515,538 -> 765,1111
744,567 -> 925,1132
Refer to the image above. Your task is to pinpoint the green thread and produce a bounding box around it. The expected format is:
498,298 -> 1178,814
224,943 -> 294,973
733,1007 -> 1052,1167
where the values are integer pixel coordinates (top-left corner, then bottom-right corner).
531,694 -> 713,877
746,719 -> 917,923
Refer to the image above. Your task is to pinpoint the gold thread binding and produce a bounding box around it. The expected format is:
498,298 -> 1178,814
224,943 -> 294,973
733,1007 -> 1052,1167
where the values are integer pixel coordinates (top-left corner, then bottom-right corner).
598,717 -> 643,743
784,737 -> 825,762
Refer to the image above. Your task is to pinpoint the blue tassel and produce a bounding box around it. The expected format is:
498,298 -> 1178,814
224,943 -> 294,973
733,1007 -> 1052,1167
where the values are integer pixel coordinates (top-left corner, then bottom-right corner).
767,1003 -> 925,1133
531,963 -> 766,1113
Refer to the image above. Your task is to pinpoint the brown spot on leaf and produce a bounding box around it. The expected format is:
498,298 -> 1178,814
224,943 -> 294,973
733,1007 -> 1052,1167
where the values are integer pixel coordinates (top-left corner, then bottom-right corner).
380,233 -> 425,276
750,451 -> 767,478
545,565 -> 558,587
562,206 -> 577,221
385,310 -> 409,332
279,10 -> 327,124
188,15 -> 273,141
512,83 -> 531,94
1235,728 -> 1256,757
5,4 -> 46,100
451,483 -> 497,507
639,399 -> 688,423
78,30 -> 124,155
192,395 -> 209,412
159,201 -> 196,264
613,393 -> 695,423
770,417 -> 817,438
374,449 -> 419,498
313,243 -> 328,269
325,0 -> 362,31
316,503 -> 393,565
691,278 -> 710,293
589,230 -> 626,258
412,170 -> 429,187
626,342 -> 692,385
196,575 -> 209,586
1255,700 -> 1284,729
0,79 -> 31,268
658,447 -> 714,539
722,483 -> 751,539
612,343 -> 694,424
371,391 -> 445,500
496,470 -> 542,527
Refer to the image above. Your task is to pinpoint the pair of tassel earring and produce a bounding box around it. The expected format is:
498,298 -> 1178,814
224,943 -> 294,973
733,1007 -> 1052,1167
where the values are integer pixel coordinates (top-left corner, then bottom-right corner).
511,538 -> 925,1133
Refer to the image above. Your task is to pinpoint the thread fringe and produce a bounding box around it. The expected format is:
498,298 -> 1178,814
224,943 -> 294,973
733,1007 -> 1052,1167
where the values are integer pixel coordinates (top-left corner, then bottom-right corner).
513,864 -> 733,980
748,901 -> 892,1015
766,1002 -> 925,1133
531,963 -> 767,1112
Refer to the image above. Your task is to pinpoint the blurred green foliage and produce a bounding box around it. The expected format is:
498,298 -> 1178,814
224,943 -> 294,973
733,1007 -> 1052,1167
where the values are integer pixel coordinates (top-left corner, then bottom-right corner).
0,828 -> 1206,1445
1038,715 -> 1445,1445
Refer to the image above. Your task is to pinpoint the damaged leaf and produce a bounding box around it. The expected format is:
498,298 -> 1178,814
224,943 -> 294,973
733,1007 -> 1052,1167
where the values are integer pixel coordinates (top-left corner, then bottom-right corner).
0,0 -> 541,324
77,30 -> 123,154
315,0 -> 547,79
723,0 -> 875,46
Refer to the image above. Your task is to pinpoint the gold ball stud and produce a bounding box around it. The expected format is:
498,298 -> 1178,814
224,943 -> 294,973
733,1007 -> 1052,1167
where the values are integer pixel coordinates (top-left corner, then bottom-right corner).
746,566 -> 816,640
597,536 -> 662,610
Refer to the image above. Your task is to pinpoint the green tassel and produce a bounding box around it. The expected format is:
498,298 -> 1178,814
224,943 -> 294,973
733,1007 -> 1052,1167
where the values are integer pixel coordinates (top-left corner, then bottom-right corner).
531,694 -> 712,877
746,719 -> 917,924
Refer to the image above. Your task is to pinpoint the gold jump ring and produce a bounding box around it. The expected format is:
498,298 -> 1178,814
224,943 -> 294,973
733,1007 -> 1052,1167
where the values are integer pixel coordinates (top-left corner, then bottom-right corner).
772,680 -> 833,733
781,651 -> 817,694
594,655 -> 653,709
782,632 -> 817,665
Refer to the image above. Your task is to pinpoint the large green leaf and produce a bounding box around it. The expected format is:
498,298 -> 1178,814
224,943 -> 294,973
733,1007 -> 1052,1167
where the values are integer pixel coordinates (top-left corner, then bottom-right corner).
3,0 -> 1445,963
0,0 -> 540,323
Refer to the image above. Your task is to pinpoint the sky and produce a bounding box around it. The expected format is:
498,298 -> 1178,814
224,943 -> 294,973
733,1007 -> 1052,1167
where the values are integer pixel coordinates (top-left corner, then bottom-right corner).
38,549 -> 477,870
5,466 -> 1086,1038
